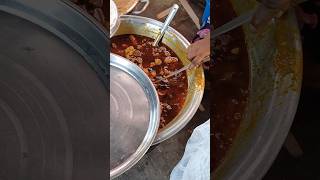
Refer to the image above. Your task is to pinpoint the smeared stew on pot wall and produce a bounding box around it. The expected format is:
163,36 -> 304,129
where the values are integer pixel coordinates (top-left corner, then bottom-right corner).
211,0 -> 250,172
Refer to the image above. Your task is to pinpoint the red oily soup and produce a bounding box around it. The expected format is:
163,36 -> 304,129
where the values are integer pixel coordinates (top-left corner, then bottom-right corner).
111,34 -> 188,129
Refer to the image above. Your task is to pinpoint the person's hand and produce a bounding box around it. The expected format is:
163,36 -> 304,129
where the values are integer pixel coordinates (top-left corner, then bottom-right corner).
187,34 -> 210,68
250,0 -> 292,33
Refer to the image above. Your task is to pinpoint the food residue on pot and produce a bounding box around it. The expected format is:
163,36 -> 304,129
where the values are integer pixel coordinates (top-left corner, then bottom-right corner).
211,0 -> 250,172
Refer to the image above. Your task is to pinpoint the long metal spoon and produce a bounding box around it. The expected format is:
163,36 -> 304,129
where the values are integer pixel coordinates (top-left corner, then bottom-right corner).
152,4 -> 179,46
211,10 -> 255,39
212,0 -> 308,39
155,56 -> 210,83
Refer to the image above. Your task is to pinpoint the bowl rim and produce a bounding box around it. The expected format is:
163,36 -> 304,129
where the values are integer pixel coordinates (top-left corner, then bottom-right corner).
114,15 -> 205,145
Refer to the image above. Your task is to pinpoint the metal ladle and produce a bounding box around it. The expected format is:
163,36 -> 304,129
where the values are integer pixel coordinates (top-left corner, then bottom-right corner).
211,0 -> 308,39
155,56 -> 211,83
152,4 -> 179,46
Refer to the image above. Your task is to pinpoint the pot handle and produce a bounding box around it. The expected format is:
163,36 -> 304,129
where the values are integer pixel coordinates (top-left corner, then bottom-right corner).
132,0 -> 149,14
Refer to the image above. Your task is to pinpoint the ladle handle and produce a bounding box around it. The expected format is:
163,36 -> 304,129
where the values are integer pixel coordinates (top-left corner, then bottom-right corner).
153,4 -> 179,46
159,56 -> 211,82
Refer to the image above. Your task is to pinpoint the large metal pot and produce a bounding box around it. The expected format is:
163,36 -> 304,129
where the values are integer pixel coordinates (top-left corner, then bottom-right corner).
215,0 -> 303,180
0,0 -> 107,180
113,15 -> 205,145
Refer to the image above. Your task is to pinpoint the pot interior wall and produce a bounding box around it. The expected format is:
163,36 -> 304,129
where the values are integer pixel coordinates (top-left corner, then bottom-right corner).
214,0 -> 302,180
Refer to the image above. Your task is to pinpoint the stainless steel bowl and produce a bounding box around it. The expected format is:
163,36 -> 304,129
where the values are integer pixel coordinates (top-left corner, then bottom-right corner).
113,15 -> 205,144
110,53 -> 160,179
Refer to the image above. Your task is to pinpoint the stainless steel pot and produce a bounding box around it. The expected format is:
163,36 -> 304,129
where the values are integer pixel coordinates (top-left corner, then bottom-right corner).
214,0 -> 303,179
0,0 -> 107,179
113,15 -> 205,145
114,0 -> 149,15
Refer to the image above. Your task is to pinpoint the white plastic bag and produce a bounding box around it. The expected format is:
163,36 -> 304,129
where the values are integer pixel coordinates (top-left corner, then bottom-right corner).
170,120 -> 210,180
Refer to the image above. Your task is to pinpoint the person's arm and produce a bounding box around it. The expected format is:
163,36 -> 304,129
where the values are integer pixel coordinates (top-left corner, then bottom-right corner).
188,0 -> 290,67
187,0 -> 210,67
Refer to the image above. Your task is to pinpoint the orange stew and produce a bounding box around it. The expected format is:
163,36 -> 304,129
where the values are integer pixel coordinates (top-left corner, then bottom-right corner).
211,0 -> 250,172
111,34 -> 188,129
